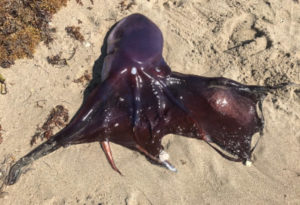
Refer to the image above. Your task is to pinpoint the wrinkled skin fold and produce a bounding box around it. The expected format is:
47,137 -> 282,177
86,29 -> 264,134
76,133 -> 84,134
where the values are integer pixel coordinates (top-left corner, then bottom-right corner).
6,13 -> 292,185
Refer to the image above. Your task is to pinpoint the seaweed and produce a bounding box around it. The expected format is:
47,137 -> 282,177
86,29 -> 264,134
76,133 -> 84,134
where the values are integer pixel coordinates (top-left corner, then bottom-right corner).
47,52 -> 68,66
75,0 -> 83,6
0,0 -> 68,68
30,105 -> 69,145
0,74 -> 7,94
47,47 -> 77,66
73,70 -> 92,85
75,0 -> 94,6
65,26 -> 85,42
119,0 -> 136,11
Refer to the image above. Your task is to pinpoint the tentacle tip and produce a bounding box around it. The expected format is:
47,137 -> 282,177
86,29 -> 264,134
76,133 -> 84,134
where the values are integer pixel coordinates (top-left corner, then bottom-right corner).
162,161 -> 177,172
245,160 -> 252,167
116,169 -> 123,176
6,178 -> 16,185
5,169 -> 20,185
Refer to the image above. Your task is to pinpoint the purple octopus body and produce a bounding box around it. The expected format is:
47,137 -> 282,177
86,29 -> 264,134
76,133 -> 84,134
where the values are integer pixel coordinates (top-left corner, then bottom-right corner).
7,14 -> 278,185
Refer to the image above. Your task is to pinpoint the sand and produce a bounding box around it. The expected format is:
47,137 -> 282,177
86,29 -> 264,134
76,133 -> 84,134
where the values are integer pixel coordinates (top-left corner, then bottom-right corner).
1,0 -> 300,204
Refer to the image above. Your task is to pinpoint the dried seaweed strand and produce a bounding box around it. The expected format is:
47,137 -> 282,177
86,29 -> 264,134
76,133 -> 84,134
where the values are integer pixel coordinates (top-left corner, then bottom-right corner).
30,105 -> 69,145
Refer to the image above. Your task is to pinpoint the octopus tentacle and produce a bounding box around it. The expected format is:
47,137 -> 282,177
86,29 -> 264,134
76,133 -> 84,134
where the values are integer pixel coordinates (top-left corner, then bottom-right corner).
100,139 -> 122,175
132,74 -> 143,131
6,137 -> 61,185
135,144 -> 177,172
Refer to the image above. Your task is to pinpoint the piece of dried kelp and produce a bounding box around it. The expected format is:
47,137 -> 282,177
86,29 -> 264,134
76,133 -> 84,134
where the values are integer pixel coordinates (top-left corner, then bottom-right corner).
73,70 -> 92,85
65,26 -> 85,42
30,105 -> 69,145
47,52 -> 68,66
0,0 -> 68,68
0,74 -> 7,94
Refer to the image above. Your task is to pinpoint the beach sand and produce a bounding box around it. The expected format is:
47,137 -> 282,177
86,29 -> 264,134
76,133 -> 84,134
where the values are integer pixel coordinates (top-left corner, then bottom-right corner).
1,0 -> 300,204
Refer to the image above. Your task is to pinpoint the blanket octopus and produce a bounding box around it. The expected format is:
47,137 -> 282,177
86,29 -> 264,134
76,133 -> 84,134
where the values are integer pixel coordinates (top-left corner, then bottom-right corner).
6,13 -> 295,185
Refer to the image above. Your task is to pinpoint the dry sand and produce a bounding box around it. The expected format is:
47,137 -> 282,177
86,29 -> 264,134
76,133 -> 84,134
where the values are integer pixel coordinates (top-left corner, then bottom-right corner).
1,0 -> 300,204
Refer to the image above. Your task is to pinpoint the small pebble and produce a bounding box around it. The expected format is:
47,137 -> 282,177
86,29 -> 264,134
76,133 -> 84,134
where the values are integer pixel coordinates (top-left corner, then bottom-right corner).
84,41 -> 91,47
